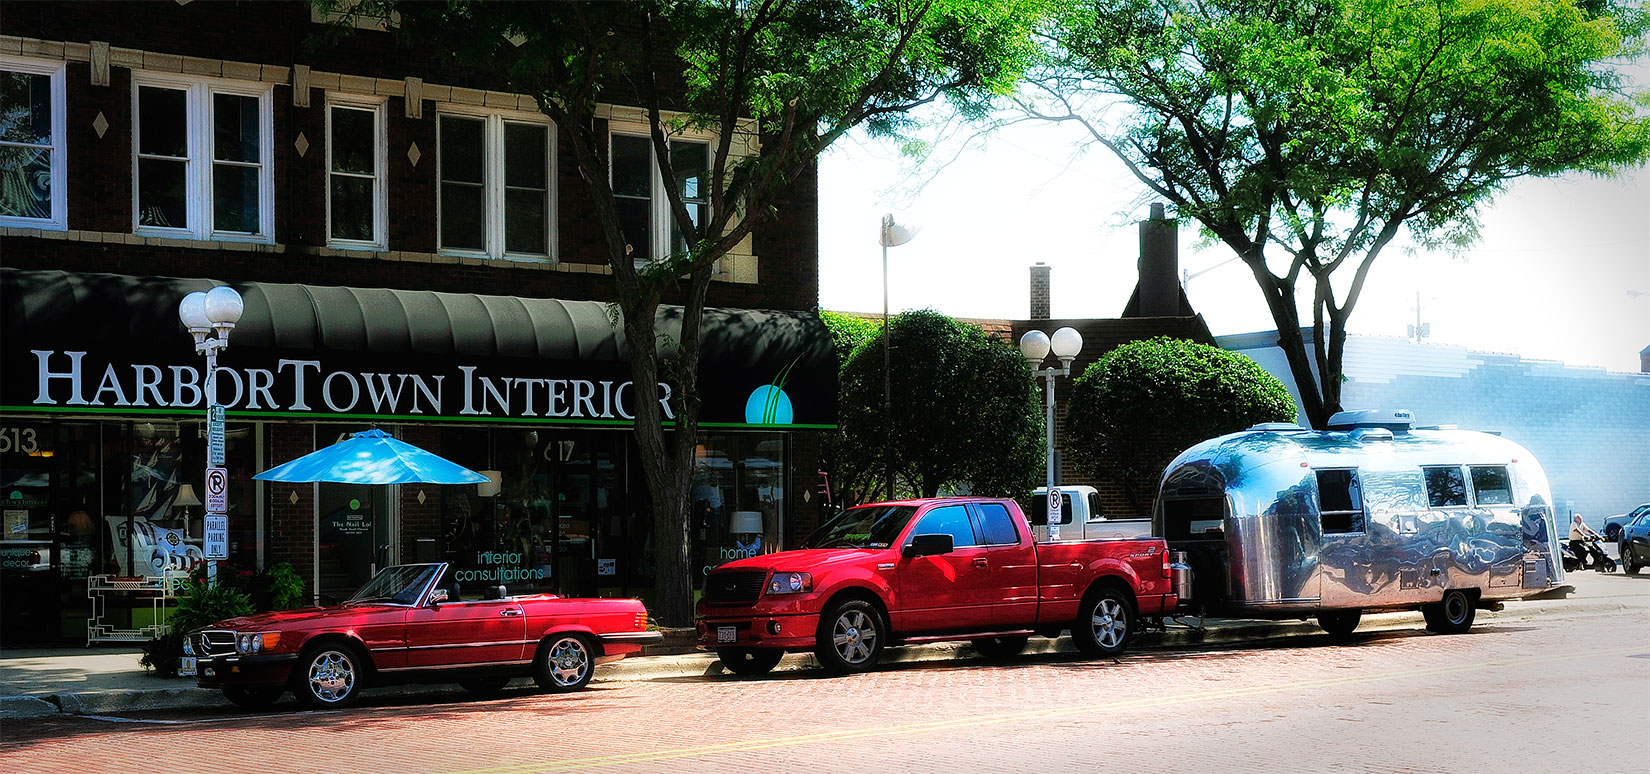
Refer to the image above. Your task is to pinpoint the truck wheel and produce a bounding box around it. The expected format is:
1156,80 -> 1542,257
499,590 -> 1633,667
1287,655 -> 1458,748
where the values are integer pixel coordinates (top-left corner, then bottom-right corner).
222,685 -> 283,709
534,633 -> 596,692
292,644 -> 365,709
1425,589 -> 1476,634
1073,587 -> 1134,658
1317,609 -> 1361,637
971,636 -> 1029,661
814,599 -> 884,675
718,647 -> 783,676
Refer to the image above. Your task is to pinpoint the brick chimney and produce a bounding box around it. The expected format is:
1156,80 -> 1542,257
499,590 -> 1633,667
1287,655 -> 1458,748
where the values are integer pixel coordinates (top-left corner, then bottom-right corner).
1138,203 -> 1179,316
1030,262 -> 1051,319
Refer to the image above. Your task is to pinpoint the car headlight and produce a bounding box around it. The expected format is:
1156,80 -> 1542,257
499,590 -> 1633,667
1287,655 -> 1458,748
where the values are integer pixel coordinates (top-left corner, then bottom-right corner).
235,632 -> 272,654
766,572 -> 813,595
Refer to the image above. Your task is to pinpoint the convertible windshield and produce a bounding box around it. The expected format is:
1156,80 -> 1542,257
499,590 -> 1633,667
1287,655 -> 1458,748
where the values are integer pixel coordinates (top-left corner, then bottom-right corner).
803,505 -> 918,549
345,564 -> 440,605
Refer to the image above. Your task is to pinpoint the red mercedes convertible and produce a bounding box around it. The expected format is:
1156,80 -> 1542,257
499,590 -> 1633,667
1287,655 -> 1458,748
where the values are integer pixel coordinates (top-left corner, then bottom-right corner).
180,562 -> 660,709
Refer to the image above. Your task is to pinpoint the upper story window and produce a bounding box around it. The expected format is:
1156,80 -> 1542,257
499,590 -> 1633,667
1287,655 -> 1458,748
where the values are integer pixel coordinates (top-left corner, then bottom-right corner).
132,73 -> 274,242
437,109 -> 554,260
609,129 -> 709,265
0,56 -> 67,229
327,97 -> 387,249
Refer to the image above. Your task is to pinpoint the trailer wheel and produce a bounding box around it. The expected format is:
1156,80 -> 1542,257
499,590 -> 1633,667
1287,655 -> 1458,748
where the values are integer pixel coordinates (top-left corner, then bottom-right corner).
1073,586 -> 1134,658
1317,609 -> 1362,637
1425,589 -> 1476,634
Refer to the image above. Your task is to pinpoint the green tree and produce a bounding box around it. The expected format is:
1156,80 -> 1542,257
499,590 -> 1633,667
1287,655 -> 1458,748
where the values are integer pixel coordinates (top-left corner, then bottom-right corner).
1066,337 -> 1296,517
839,310 -> 1042,500
320,0 -> 1047,624
817,311 -> 881,508
1022,0 -> 1650,428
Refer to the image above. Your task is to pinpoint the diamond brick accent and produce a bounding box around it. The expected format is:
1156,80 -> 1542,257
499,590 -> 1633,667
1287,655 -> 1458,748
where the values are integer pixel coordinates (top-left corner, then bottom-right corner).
407,142 -> 421,168
93,112 -> 109,138
294,132 -> 309,158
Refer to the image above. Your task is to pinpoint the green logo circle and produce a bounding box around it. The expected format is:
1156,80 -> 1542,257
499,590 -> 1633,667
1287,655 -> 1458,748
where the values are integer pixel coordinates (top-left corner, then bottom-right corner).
350,498 -> 361,510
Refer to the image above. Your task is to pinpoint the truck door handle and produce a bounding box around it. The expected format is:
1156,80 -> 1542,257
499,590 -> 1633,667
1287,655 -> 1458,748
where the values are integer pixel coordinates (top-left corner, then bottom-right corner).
500,608 -> 521,617
973,557 -> 988,569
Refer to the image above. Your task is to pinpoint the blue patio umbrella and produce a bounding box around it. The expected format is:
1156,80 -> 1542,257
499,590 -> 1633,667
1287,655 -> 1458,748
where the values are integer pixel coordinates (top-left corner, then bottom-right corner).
254,429 -> 489,485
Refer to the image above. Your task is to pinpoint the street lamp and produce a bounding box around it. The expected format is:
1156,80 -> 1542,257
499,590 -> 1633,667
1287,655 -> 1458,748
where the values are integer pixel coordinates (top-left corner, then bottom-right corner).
1020,326 -> 1082,540
179,285 -> 243,588
879,213 -> 916,501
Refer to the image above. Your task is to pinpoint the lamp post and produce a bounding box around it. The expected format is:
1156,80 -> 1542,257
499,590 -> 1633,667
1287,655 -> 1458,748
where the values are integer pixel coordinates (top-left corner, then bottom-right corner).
179,286 -> 243,588
878,213 -> 916,502
1019,326 -> 1083,540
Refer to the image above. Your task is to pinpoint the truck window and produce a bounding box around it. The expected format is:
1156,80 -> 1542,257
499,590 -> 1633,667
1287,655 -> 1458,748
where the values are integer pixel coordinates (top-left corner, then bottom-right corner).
1087,491 -> 1104,522
1027,493 -> 1072,526
907,505 -> 978,548
1423,466 -> 1468,507
972,503 -> 1020,545
1468,466 -> 1512,505
1314,469 -> 1365,534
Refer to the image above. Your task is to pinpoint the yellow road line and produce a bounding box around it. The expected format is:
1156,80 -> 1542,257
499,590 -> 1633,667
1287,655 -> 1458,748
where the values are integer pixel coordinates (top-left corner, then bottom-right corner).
442,646 -> 1640,774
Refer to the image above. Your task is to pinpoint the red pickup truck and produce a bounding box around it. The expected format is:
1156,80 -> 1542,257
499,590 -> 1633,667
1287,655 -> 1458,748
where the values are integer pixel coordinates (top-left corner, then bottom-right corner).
695,498 -> 1177,675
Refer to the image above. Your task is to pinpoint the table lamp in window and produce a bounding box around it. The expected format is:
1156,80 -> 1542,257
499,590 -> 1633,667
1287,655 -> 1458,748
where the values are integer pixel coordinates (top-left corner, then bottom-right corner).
173,484 -> 202,538
731,510 -> 763,554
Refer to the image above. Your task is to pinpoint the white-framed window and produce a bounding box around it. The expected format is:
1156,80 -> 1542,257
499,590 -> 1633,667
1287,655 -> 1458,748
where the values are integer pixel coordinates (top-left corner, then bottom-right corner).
609,127 -> 710,265
132,72 -> 274,242
326,95 -> 387,249
0,56 -> 67,229
437,107 -> 554,260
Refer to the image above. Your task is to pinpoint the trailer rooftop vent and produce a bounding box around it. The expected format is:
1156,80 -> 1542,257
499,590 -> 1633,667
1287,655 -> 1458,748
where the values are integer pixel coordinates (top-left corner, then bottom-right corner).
1248,422 -> 1305,432
1326,409 -> 1414,433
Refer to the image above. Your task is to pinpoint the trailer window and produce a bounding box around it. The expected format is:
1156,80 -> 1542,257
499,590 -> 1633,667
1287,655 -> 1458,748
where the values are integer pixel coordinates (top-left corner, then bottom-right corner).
1423,466 -> 1468,507
1162,497 -> 1225,541
1469,466 -> 1512,505
1314,469 -> 1365,534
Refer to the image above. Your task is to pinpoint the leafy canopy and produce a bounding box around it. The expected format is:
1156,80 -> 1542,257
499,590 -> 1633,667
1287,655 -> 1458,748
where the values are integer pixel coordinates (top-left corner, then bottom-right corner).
1066,337 -> 1296,516
838,310 -> 1042,500
1025,0 -> 1650,427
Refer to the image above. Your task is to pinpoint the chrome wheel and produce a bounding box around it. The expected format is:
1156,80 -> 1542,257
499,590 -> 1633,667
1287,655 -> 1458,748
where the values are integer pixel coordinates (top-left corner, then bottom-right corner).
304,649 -> 357,705
831,609 -> 878,665
534,634 -> 595,692
1092,598 -> 1128,650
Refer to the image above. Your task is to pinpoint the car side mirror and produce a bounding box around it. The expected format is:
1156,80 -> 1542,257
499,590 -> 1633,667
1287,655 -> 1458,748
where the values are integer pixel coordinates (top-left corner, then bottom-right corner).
903,533 -> 954,558
427,588 -> 448,606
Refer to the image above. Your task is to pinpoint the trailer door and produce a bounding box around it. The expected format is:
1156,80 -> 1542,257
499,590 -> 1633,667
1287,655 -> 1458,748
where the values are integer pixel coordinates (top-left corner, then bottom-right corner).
1469,465 -> 1524,589
1314,468 -> 1373,609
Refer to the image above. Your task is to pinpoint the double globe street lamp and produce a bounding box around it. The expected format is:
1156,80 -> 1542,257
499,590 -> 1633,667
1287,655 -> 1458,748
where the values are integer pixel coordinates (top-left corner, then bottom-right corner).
1019,326 -> 1083,540
178,286 -> 244,588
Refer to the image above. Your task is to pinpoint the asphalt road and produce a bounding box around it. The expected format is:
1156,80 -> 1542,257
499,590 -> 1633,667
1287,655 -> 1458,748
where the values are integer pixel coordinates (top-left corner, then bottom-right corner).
4,592 -> 1647,773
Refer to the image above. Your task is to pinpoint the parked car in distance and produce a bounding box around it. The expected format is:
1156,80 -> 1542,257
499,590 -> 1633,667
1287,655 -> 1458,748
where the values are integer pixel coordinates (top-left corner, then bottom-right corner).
1023,485 -> 1152,543
1603,503 -> 1650,542
182,562 -> 659,709
1618,511 -> 1650,575
695,497 -> 1178,676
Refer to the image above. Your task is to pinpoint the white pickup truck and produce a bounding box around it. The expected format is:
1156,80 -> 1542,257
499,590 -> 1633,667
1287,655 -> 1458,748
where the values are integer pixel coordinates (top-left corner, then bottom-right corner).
1026,485 -> 1153,542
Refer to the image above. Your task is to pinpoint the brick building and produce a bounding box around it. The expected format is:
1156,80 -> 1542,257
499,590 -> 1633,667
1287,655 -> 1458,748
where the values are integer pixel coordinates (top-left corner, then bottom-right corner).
0,2 -> 831,644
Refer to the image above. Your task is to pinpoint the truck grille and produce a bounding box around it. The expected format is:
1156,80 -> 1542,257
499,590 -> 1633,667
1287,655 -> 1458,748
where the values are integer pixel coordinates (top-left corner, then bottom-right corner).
702,570 -> 767,605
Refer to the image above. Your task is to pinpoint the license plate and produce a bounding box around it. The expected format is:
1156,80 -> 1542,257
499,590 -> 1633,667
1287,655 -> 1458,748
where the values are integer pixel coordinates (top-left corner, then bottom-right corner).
717,626 -> 737,643
178,656 -> 197,677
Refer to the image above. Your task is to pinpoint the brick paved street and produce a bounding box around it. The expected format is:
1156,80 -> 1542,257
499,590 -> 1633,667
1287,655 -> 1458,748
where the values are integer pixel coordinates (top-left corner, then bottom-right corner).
4,591 -> 1646,774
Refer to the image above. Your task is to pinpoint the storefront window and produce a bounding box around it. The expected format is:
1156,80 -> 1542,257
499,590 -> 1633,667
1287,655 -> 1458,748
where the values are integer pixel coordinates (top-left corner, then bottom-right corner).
694,433 -> 784,584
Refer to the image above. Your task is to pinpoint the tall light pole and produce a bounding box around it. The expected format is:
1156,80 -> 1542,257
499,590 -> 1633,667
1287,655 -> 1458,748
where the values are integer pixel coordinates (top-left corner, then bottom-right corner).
179,286 -> 243,588
879,213 -> 916,502
1019,326 -> 1082,540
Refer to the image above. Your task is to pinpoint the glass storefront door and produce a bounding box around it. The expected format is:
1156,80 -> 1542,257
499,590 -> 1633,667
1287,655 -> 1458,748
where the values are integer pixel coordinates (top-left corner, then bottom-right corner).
316,482 -> 393,600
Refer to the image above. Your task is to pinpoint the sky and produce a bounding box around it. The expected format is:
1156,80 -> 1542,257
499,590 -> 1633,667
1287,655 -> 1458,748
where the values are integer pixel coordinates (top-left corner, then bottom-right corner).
817,106 -> 1650,375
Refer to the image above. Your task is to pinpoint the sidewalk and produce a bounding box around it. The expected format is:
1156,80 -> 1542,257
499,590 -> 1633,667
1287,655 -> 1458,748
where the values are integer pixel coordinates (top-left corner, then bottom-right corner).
5,571 -> 1645,719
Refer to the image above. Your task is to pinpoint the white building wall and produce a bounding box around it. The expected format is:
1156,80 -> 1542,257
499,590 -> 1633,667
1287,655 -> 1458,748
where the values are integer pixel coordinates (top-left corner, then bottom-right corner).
1218,331 -> 1650,527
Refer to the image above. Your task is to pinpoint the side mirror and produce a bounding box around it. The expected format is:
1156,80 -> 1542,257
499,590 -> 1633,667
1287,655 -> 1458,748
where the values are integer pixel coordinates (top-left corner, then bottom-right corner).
902,533 -> 954,558
427,588 -> 449,606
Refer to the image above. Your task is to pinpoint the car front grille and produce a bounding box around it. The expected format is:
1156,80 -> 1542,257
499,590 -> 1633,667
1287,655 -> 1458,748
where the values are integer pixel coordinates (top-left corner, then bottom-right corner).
702,570 -> 767,605
194,629 -> 236,657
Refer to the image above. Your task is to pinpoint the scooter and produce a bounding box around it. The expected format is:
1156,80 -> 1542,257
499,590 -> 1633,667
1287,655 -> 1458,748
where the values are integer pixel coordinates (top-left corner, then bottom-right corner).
1561,537 -> 1617,573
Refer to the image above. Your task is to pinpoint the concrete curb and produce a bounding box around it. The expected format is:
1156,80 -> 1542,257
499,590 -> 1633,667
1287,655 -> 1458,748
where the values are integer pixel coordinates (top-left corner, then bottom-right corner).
4,591 -> 1639,719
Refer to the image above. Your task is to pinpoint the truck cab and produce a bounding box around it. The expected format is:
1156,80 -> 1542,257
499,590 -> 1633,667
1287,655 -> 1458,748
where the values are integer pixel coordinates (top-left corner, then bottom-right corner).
1026,485 -> 1152,542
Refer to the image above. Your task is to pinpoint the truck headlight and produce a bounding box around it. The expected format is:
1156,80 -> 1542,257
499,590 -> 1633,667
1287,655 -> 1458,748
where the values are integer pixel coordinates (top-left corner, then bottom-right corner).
766,572 -> 812,595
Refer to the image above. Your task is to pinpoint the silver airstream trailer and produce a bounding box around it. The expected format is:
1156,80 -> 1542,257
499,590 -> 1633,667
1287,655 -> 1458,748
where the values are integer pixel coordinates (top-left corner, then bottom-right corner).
1156,409 -> 1563,635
